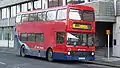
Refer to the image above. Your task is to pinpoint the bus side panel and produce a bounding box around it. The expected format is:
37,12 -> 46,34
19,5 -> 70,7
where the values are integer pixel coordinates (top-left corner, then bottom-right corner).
15,38 -> 47,58
27,49 -> 46,58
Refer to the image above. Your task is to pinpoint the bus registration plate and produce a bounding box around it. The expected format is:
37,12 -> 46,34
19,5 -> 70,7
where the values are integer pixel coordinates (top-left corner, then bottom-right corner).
78,57 -> 85,60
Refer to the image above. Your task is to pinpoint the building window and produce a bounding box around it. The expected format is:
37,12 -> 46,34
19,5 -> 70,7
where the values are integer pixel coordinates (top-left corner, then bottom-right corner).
6,8 -> 10,18
17,5 -> 20,14
0,28 -> 2,40
2,8 -> 7,19
57,9 -> 67,20
34,0 -> 42,10
48,0 -> 63,8
3,27 -> 13,40
22,3 -> 27,12
3,28 -> 8,40
7,27 -> 13,40
56,32 -> 65,44
67,0 -> 85,4
28,2 -> 32,11
49,0 -> 58,7
11,6 -> 16,17
47,10 -> 56,20
10,27 -> 14,40
2,7 -> 10,18
58,0 -> 63,6
0,27 -> 13,40
42,0 -> 48,9
89,0 -> 97,2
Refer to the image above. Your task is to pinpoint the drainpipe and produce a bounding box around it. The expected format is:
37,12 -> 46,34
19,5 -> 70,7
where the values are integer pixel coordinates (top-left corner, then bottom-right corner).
114,0 -> 117,16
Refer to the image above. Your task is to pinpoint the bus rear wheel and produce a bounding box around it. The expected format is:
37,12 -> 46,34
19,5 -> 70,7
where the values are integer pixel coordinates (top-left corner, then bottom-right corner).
47,49 -> 53,62
20,46 -> 26,57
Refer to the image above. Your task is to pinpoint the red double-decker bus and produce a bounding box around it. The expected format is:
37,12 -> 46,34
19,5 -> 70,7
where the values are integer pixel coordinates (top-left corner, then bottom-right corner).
14,4 -> 95,61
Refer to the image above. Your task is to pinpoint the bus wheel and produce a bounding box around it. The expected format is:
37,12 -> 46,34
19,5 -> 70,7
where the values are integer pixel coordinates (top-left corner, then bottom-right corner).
47,49 -> 53,62
20,46 -> 26,57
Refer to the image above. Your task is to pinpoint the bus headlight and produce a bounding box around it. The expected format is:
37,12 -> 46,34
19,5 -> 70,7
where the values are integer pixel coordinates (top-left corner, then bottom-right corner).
68,52 -> 71,55
92,52 -> 94,55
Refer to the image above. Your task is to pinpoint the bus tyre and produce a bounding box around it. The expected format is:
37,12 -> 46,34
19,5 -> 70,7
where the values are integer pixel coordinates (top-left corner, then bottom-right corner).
47,49 -> 53,62
20,46 -> 26,57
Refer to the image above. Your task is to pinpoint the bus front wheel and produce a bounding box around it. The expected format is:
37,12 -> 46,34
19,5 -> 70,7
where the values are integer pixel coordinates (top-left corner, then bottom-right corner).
20,46 -> 26,57
47,49 -> 53,62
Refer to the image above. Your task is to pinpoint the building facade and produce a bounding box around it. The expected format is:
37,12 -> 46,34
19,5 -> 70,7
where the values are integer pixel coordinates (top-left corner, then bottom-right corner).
0,0 -> 115,48
85,1 -> 115,48
112,0 -> 120,57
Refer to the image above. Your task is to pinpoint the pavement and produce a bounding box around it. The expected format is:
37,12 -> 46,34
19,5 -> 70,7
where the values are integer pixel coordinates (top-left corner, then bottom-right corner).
87,47 -> 120,67
0,47 -> 15,54
0,47 -> 120,67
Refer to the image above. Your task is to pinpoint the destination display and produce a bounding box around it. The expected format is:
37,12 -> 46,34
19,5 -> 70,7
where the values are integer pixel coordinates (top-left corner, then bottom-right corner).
72,23 -> 91,30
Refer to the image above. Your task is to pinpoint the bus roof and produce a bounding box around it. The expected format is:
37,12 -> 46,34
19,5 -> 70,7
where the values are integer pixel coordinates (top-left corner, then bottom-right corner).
17,4 -> 94,15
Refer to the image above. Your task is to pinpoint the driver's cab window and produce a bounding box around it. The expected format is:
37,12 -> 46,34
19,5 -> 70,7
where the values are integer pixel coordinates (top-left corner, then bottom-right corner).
56,32 -> 65,44
67,33 -> 78,45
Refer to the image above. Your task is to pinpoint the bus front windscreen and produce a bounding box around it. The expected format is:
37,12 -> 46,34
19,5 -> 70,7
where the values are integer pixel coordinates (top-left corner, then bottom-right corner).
69,9 -> 94,22
83,10 -> 94,22
67,33 -> 94,46
69,9 -> 82,20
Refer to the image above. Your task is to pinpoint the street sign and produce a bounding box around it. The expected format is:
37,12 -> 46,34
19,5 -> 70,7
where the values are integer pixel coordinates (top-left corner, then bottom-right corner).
106,30 -> 110,60
106,30 -> 110,35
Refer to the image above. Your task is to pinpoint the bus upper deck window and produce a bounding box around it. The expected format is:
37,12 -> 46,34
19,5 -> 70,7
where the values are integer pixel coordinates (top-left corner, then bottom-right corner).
38,12 -> 43,21
16,14 -> 21,23
57,9 -> 67,20
22,14 -> 29,22
83,10 -> 94,22
69,9 -> 82,20
47,10 -> 56,20
29,13 -> 38,22
42,12 -> 46,21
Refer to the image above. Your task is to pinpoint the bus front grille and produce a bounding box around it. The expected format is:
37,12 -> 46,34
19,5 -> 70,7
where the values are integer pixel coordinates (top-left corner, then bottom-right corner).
70,51 -> 92,57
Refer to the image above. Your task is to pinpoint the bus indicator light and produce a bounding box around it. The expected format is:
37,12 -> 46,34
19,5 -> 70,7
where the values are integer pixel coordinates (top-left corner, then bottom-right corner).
106,30 -> 110,35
